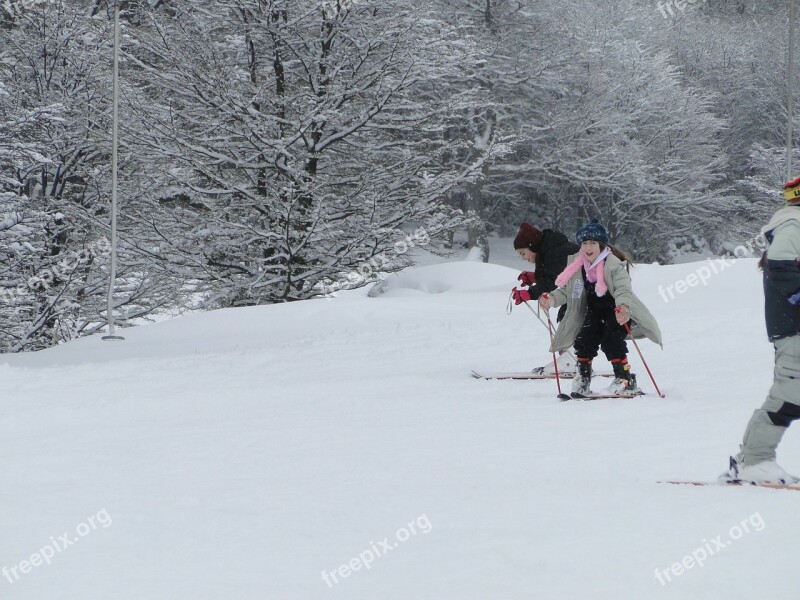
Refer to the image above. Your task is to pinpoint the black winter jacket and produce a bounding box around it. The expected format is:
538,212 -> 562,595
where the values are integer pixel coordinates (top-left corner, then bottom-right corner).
762,212 -> 800,340
763,256 -> 800,341
527,229 -> 579,300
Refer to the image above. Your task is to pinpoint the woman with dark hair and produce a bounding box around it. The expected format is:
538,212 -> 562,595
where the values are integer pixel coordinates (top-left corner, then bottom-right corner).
510,222 -> 579,375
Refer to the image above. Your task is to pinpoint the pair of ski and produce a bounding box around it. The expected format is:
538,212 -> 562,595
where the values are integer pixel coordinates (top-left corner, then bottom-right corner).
470,370 -> 612,381
559,389 -> 644,401
660,480 -> 800,491
661,455 -> 800,490
470,370 -> 642,400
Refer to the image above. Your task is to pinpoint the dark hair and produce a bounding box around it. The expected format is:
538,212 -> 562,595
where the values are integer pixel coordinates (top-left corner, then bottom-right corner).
600,242 -> 633,273
758,251 -> 767,271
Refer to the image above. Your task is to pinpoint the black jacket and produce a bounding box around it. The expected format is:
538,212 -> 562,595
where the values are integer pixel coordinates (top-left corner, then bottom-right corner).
528,229 -> 579,300
764,256 -> 800,341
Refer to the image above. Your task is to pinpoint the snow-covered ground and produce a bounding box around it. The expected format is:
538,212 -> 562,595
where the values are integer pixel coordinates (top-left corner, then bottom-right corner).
2,245 -> 797,600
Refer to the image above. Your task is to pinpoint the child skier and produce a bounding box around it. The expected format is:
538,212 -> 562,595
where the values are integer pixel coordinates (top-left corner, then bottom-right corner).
511,222 -> 579,375
538,219 -> 662,396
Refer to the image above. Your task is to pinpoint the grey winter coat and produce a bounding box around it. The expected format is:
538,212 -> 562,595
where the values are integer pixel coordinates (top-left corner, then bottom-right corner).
548,253 -> 663,352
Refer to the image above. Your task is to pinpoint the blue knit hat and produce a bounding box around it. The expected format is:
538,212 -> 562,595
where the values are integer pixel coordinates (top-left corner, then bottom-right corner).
576,219 -> 609,244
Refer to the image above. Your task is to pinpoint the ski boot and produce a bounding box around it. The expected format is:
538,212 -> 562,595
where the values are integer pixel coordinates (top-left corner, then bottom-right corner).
571,359 -> 592,396
531,351 -> 576,376
604,358 -> 639,395
719,455 -> 799,484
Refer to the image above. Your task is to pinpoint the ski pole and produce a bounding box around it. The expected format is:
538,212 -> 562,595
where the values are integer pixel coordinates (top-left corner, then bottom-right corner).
523,294 -> 570,400
617,313 -> 665,398
518,294 -> 553,334
510,290 -> 569,399
508,289 -> 553,335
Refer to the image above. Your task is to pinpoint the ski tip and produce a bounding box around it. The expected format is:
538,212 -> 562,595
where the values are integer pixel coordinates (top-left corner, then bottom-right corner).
557,393 -> 572,401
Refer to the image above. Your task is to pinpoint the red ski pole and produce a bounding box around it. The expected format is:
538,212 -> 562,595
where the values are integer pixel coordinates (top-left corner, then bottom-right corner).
522,294 -> 570,400
518,295 -> 553,334
616,311 -> 665,398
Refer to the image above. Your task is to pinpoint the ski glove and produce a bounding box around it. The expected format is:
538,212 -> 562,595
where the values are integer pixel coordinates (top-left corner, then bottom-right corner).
511,288 -> 532,305
517,271 -> 536,286
789,289 -> 800,305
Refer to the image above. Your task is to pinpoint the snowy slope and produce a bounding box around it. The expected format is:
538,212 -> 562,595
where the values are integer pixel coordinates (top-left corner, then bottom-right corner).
2,253 -> 797,600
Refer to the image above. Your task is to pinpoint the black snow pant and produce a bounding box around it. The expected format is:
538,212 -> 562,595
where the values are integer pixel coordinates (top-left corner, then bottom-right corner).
573,296 -> 628,362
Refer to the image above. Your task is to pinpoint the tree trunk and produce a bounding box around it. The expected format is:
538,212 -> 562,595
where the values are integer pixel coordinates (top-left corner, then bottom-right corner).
466,180 -> 490,262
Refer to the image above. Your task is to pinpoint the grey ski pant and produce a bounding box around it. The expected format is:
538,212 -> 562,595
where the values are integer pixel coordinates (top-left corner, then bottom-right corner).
741,335 -> 800,465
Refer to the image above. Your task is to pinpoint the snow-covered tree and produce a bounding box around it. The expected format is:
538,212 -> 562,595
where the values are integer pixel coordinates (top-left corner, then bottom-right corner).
0,1 -> 176,350
0,76 -> 96,351
499,0 -> 734,259
118,0 -> 489,305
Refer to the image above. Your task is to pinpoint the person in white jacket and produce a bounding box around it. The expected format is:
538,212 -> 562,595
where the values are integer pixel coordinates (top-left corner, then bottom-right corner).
720,177 -> 800,484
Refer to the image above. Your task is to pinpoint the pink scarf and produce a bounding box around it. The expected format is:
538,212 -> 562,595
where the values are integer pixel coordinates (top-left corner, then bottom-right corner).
555,248 -> 610,297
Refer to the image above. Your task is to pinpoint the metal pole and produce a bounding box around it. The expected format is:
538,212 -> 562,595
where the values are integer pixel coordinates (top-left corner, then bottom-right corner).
103,1 -> 124,341
788,0 -> 796,180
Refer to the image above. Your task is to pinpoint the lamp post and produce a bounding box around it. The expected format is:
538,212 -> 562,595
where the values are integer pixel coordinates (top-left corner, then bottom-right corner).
789,0 -> 796,180
103,0 -> 124,341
